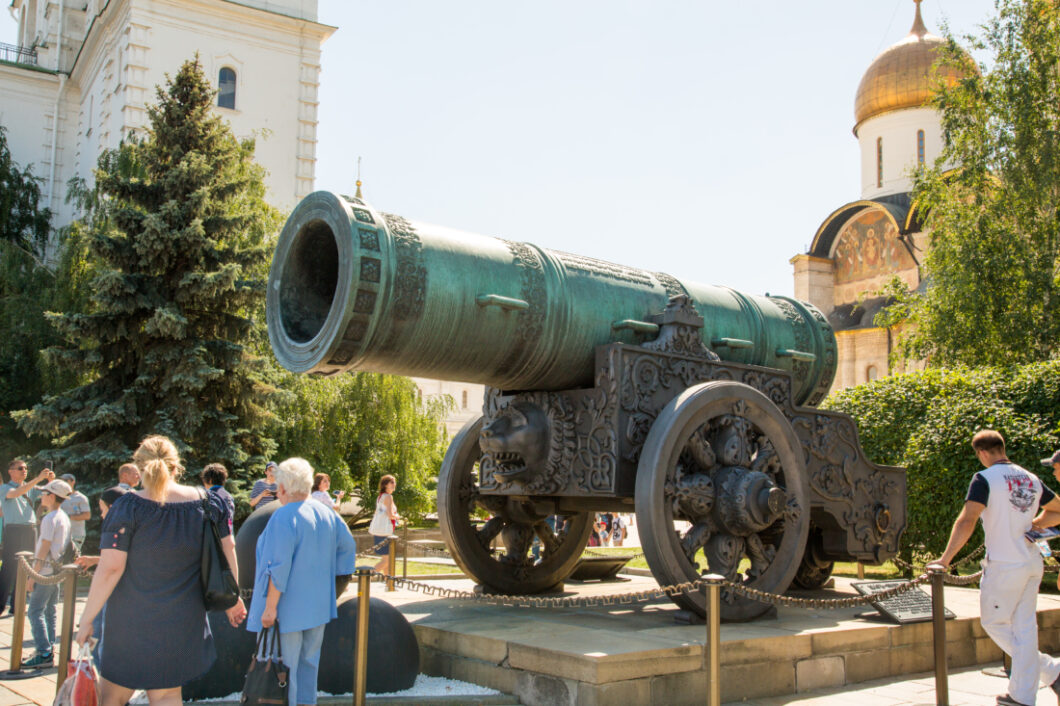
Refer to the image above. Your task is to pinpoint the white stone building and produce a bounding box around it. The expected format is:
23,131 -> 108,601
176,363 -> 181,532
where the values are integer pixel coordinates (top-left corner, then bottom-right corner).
1,0 -> 485,434
791,0 -> 970,393
1,0 -> 334,228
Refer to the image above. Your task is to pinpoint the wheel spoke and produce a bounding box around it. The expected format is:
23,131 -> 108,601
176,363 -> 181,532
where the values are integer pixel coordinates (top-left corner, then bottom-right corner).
476,516 -> 506,551
680,522 -> 712,566
533,520 -> 561,557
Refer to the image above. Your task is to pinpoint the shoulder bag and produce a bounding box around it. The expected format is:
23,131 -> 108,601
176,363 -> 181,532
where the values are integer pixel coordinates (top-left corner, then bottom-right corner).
241,623 -> 288,706
199,488 -> 239,611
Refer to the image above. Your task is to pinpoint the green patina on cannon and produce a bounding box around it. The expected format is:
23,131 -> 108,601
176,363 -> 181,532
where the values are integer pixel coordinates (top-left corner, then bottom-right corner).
267,191 -> 906,621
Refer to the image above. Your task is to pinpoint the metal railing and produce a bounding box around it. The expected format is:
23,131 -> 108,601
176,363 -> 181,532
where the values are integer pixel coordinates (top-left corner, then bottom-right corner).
0,42 -> 38,67
0,552 -> 84,692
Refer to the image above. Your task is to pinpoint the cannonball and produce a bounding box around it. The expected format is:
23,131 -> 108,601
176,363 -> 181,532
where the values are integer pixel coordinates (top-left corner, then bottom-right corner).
235,502 -> 281,591
317,595 -> 419,695
235,503 -> 353,596
182,610 -> 258,700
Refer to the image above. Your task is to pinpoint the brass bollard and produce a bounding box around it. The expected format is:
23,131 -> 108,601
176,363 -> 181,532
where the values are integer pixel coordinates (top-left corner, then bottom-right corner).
857,562 -> 866,579
703,574 -> 723,706
402,523 -> 409,579
55,566 -> 79,690
386,535 -> 397,591
8,552 -> 32,671
929,568 -> 949,706
353,568 -> 372,706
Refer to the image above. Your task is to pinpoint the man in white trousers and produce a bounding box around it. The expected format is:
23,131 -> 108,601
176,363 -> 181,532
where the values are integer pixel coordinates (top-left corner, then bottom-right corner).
930,429 -> 1060,706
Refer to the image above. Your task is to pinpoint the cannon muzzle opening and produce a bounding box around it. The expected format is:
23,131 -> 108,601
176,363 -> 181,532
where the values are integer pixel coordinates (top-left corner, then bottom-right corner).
267,191 -> 366,375
279,219 -> 339,345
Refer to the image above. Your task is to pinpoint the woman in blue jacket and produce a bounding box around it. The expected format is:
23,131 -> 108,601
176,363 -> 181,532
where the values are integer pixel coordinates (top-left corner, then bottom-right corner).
246,457 -> 358,706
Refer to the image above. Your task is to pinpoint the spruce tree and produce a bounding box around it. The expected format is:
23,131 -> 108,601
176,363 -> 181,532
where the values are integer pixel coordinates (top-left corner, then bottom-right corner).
16,58 -> 281,479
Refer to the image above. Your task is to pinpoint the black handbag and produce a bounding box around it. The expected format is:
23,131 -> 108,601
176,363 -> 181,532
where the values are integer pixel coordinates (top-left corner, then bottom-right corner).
199,488 -> 239,611
241,624 -> 289,706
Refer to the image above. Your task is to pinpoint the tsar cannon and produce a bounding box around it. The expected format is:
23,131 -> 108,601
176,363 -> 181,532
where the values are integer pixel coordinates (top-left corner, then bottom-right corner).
266,191 -> 906,621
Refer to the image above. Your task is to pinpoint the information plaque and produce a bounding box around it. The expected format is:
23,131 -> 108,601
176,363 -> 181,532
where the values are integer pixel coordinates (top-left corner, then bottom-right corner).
852,579 -> 957,624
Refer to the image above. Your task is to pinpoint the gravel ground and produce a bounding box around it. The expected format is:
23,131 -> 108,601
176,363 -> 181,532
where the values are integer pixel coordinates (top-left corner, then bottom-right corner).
185,674 -> 501,702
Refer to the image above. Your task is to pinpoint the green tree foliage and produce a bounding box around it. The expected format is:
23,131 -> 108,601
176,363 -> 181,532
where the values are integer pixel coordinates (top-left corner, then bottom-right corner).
0,124 -> 57,458
15,58 -> 283,480
825,363 -> 1060,561
881,0 -> 1060,366
271,372 -> 452,523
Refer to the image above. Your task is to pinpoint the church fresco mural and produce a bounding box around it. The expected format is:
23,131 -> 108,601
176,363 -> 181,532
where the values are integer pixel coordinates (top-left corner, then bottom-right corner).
830,208 -> 919,306
832,209 -> 915,284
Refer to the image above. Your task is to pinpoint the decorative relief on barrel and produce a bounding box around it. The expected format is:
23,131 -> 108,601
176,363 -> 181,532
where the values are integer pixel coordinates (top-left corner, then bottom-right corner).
497,241 -> 546,377
555,251 -> 655,286
360,258 -> 381,283
358,229 -> 380,252
770,297 -> 812,382
653,271 -> 689,300
382,213 -> 427,322
353,208 -> 375,224
806,306 -> 837,406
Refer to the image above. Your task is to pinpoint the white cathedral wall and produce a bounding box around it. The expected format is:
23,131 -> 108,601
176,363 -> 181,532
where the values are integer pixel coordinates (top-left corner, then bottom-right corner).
857,107 -> 945,199
4,0 -> 330,232
0,64 -> 61,186
67,0 -> 330,212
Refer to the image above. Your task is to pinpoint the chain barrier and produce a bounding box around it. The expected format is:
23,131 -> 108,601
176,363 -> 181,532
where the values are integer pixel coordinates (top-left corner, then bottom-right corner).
353,536 -> 391,561
891,544 -> 985,573
16,555 -> 84,586
367,566 -> 954,610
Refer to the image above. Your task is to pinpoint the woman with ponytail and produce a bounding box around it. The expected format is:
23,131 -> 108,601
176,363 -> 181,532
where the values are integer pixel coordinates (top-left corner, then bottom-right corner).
75,436 -> 247,706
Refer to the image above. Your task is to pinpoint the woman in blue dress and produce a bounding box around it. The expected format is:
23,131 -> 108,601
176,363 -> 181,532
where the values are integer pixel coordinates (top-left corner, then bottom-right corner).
247,457 -> 358,706
75,436 -> 247,706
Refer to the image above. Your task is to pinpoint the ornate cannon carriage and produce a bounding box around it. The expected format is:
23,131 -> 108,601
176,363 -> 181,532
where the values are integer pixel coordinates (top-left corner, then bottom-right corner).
267,191 -> 906,621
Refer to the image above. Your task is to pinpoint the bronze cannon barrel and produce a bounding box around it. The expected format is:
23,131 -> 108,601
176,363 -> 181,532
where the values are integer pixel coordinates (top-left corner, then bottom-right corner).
267,191 -> 838,405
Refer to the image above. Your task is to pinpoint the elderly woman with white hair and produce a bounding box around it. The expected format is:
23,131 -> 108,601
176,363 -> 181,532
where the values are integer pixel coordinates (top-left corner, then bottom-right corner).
246,458 -> 358,706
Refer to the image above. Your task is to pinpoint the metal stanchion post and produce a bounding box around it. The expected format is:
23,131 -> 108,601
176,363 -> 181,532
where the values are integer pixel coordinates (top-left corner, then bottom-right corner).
929,568 -> 949,706
354,568 -> 372,706
8,552 -> 32,672
386,535 -> 397,591
402,523 -> 409,579
55,567 -> 78,690
704,574 -> 723,706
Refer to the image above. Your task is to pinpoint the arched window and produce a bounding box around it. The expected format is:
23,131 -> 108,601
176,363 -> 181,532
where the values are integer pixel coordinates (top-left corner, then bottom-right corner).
876,137 -> 883,188
917,129 -> 925,165
218,67 -> 236,109
867,365 -> 879,382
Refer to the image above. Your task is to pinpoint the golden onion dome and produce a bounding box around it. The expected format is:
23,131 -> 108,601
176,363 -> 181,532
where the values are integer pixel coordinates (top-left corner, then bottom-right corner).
854,0 -> 969,133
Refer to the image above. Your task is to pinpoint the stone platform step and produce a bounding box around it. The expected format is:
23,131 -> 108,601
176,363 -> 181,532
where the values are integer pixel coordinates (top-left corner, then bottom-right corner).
388,574 -> 1060,706
191,694 -> 519,706
367,695 -> 519,705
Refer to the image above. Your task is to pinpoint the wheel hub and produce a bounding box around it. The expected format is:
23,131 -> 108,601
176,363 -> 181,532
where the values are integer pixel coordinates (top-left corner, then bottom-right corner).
713,468 -> 786,536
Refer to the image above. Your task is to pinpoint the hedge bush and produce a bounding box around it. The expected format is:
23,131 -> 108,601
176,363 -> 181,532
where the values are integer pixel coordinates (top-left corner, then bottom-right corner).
824,362 -> 1060,563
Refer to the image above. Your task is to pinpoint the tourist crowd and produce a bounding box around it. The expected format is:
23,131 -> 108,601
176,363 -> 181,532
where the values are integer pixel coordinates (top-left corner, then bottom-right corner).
0,437 -> 362,706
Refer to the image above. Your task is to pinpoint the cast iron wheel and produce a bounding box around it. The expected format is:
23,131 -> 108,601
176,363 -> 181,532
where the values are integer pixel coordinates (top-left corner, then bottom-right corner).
438,416 -> 593,594
635,381 -> 809,621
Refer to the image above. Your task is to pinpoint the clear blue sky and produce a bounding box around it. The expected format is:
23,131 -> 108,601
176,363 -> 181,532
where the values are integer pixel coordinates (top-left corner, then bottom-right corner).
1,0 -> 996,296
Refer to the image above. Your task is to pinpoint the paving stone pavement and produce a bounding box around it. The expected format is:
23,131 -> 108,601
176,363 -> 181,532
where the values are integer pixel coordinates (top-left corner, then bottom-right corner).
726,663 -> 1060,706
0,587 -> 86,706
